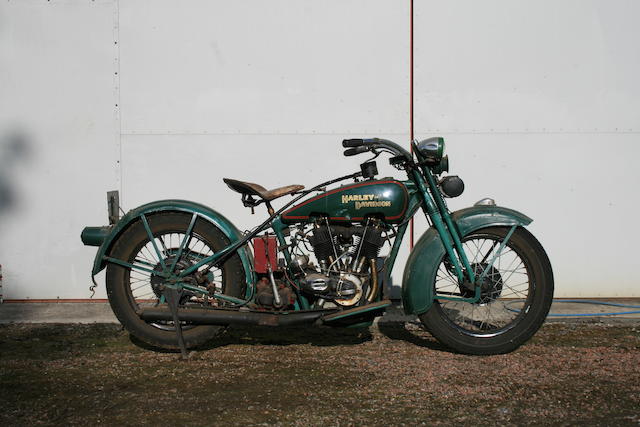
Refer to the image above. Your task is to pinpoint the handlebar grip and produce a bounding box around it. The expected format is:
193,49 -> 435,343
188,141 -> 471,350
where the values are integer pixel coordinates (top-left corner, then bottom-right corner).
343,146 -> 369,156
342,139 -> 364,148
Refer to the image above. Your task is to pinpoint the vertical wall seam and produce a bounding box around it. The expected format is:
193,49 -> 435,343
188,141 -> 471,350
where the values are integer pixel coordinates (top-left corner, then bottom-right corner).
113,0 -> 122,200
409,0 -> 414,249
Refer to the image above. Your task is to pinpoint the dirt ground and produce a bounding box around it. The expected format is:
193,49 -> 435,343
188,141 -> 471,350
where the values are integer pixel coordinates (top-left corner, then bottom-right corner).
1,321 -> 639,426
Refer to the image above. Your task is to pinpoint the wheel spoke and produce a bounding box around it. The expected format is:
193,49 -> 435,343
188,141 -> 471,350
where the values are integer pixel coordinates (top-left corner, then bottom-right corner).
480,240 -> 499,264
141,245 -> 158,265
140,214 -> 166,271
131,282 -> 152,293
501,260 -> 525,284
169,213 -> 197,274
158,235 -> 169,257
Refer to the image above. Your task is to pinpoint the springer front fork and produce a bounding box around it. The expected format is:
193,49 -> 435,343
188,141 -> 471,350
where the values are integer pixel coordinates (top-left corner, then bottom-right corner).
411,167 -> 515,303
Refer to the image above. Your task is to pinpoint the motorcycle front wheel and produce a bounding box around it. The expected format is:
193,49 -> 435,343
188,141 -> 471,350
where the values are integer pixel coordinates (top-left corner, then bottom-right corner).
106,212 -> 246,350
419,226 -> 554,355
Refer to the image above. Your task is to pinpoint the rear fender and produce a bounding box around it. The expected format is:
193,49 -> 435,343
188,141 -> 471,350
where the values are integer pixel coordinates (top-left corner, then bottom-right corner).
84,200 -> 255,285
401,206 -> 532,315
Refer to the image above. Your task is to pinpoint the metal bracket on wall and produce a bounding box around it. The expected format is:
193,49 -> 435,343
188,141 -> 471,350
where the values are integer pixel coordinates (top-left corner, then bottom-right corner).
107,190 -> 120,225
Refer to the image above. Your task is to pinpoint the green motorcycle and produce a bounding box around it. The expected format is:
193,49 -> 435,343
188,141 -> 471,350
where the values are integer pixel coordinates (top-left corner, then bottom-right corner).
81,137 -> 553,356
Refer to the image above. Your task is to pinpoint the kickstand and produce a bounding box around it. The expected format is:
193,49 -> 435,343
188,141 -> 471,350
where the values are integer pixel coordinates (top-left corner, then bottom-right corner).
163,286 -> 189,359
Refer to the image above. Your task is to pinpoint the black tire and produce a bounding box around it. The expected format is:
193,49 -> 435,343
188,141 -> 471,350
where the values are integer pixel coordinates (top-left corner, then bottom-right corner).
419,226 -> 554,355
106,212 -> 246,350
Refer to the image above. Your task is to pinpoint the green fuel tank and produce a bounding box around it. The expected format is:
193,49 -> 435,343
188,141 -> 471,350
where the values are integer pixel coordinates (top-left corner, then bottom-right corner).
282,179 -> 409,224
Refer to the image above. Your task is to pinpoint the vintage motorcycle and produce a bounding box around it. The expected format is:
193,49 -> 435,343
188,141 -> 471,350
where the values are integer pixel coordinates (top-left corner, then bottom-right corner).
81,137 -> 553,356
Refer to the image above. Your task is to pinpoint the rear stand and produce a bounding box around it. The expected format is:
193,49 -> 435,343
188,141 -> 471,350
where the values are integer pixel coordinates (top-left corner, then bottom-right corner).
163,286 -> 189,359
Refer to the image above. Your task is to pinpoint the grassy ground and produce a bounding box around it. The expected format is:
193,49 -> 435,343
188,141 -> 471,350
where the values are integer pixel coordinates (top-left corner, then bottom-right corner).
1,321 -> 639,426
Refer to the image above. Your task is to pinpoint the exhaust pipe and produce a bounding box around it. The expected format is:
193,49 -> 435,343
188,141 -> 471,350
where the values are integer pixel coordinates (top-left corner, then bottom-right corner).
138,307 -> 333,327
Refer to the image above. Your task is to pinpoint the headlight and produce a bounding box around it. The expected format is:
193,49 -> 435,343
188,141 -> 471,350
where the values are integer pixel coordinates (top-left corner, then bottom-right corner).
416,137 -> 445,164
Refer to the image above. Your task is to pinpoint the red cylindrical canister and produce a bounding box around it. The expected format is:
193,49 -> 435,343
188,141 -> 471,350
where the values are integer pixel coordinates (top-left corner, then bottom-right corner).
252,236 -> 278,274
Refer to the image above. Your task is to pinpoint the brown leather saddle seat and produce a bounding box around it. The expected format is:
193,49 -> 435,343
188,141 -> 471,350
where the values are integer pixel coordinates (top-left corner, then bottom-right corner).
223,178 -> 304,202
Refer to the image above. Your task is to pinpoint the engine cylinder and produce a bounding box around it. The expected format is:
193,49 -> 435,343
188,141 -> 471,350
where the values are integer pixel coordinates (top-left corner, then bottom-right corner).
361,225 -> 384,259
309,225 -> 334,263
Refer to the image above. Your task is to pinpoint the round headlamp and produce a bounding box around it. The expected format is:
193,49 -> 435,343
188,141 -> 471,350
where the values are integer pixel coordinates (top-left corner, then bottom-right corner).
416,137 -> 445,165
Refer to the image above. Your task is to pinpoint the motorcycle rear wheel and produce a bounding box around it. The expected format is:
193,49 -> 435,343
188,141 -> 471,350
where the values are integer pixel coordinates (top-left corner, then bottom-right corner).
419,226 -> 554,355
106,212 -> 246,350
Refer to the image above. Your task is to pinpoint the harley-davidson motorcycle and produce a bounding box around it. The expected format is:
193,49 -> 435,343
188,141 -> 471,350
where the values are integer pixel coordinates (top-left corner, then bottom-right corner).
81,137 -> 553,356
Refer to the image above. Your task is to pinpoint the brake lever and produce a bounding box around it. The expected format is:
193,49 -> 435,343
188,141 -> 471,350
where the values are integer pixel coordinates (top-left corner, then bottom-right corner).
364,148 -> 381,163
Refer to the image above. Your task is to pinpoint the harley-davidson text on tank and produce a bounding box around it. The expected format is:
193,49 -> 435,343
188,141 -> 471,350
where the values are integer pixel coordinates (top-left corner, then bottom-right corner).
281,179 -> 408,223
341,193 -> 392,210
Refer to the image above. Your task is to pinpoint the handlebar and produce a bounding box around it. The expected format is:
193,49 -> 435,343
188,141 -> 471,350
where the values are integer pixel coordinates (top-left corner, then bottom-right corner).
343,146 -> 369,156
341,138 -> 413,161
342,139 -> 365,148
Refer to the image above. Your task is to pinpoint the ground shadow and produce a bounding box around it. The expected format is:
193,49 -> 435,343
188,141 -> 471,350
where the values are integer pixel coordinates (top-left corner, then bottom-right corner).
129,335 -> 179,353
128,324 -> 374,353
377,321 -> 450,352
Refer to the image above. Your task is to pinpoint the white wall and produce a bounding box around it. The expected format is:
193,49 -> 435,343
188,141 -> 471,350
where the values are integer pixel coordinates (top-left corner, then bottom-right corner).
0,0 -> 638,299
414,0 -> 640,296
0,0 -> 410,299
0,0 -> 118,299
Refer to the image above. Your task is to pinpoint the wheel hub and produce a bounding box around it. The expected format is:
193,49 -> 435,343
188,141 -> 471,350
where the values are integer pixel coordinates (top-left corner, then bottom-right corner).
150,256 -> 193,298
460,262 -> 504,304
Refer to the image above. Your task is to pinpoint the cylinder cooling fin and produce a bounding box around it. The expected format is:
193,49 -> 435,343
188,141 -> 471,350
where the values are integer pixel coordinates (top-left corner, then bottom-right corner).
308,219 -> 386,264
308,224 -> 334,263
361,224 -> 384,259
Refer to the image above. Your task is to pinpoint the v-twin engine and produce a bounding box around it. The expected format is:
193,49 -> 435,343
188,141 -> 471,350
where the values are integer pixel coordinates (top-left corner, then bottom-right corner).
298,219 -> 385,306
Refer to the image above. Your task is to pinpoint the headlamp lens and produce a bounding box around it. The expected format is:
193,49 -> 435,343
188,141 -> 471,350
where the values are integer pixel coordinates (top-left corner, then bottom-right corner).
416,137 -> 445,164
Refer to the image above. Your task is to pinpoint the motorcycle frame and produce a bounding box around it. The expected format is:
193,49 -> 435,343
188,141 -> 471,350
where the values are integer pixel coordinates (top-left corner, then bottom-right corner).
95,139 -> 523,313
135,157 -> 493,310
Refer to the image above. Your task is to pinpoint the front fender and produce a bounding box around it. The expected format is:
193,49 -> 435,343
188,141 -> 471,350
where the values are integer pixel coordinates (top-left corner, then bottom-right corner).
83,200 -> 255,285
401,205 -> 532,315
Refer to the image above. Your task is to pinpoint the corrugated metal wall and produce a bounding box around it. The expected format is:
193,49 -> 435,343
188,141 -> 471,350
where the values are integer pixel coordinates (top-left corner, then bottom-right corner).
0,0 -> 638,299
